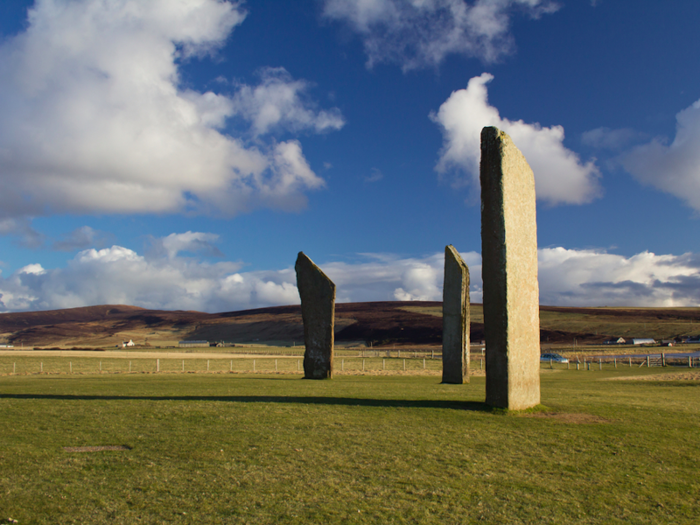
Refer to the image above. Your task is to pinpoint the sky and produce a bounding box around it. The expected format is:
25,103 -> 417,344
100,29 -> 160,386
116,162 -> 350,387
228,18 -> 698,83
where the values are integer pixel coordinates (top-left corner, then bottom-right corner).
0,0 -> 699,313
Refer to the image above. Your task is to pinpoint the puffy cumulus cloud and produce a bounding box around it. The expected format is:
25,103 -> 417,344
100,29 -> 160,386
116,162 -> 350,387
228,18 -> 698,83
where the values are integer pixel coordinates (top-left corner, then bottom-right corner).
0,243 -> 483,312
432,73 -> 601,205
538,248 -> 700,307
621,99 -> 700,212
0,241 -> 297,313
0,0 -> 336,218
321,251 -> 483,303
321,0 -> 559,70
1,242 -> 697,313
230,67 -> 345,136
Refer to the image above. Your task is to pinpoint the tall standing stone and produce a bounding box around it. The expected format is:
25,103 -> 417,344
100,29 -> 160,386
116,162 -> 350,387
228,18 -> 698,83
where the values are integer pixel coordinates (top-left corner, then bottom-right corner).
480,126 -> 541,410
295,252 -> 336,379
442,245 -> 470,384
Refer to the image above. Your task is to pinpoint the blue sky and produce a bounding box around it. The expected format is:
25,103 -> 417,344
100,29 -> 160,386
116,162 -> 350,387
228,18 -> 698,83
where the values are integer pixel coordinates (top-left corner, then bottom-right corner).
0,0 -> 699,312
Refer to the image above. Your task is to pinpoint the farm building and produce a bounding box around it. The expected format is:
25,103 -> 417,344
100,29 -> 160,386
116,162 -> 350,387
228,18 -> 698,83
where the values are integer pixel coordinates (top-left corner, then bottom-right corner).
178,340 -> 209,348
604,337 -> 626,344
629,338 -> 655,345
603,337 -> 655,345
122,340 -> 135,347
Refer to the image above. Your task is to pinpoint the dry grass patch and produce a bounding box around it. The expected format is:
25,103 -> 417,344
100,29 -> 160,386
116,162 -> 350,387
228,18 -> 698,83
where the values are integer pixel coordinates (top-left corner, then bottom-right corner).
63,445 -> 131,452
609,371 -> 700,381
520,412 -> 613,424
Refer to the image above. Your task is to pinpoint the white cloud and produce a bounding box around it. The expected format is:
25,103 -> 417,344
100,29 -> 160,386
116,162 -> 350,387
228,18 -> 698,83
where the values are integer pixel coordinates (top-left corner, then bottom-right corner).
432,73 -> 601,205
0,241 -> 697,312
151,231 -> 223,259
621,99 -> 700,212
230,67 -> 345,136
0,0 -> 337,218
321,0 -> 559,70
538,247 -> 700,307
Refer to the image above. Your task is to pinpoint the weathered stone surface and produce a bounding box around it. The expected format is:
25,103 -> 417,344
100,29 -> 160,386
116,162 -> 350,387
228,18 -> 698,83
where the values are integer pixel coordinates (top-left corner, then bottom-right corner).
442,245 -> 470,384
295,252 -> 336,379
480,126 -> 541,410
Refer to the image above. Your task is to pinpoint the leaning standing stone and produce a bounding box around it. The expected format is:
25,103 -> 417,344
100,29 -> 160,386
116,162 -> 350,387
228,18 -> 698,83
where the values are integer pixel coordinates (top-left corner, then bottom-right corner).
442,245 -> 470,384
480,126 -> 541,410
295,252 -> 336,379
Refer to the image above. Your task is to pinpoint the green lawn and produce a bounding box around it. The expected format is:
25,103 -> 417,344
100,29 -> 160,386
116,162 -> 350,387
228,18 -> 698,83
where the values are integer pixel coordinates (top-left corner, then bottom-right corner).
1,369 -> 699,524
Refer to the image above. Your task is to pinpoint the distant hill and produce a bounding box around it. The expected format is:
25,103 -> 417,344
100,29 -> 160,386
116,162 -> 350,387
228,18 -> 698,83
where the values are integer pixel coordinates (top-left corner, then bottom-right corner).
0,302 -> 698,348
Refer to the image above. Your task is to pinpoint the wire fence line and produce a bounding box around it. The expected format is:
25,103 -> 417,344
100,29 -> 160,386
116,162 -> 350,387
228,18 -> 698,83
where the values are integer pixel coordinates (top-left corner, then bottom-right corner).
0,356 -> 480,376
3,353 -> 696,377
544,355 -> 699,370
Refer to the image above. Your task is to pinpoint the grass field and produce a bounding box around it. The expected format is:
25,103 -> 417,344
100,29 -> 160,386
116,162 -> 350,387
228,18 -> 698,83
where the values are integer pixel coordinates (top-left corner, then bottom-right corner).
1,367 -> 699,524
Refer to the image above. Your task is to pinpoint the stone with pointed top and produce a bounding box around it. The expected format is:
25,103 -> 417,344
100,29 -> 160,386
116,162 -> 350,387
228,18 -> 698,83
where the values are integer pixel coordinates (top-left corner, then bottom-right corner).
442,245 -> 470,384
480,126 -> 541,410
295,252 -> 336,379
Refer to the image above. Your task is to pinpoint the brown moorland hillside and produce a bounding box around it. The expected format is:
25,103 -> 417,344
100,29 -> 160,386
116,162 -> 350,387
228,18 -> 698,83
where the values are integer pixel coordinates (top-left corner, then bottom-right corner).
0,302 -> 698,348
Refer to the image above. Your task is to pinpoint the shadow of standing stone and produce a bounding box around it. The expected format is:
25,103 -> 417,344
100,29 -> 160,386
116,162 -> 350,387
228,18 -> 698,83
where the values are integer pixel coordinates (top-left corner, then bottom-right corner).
480,127 -> 541,410
295,252 -> 335,379
442,245 -> 470,384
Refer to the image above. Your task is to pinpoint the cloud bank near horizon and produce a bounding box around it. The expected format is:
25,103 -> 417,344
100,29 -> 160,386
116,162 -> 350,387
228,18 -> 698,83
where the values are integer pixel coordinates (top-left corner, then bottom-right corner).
432,73 -> 602,206
321,0 -> 559,70
0,0 -> 341,218
0,235 -> 698,313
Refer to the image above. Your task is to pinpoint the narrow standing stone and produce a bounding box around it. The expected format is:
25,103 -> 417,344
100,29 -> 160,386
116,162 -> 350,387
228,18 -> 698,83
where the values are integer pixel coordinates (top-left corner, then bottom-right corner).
295,252 -> 336,379
480,126 -> 541,410
442,245 -> 470,384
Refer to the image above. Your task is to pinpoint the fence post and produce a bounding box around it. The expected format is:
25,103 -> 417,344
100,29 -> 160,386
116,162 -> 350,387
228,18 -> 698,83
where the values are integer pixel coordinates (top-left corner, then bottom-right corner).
629,357 -> 632,367
342,359 -> 344,371
614,358 -> 617,368
275,359 -> 278,372
550,358 -> 553,369
207,360 -> 210,371
431,349 -> 434,359
362,359 -> 365,372
230,360 -> 232,372
253,359 -> 256,372
129,361 -> 131,372
576,361 -> 579,371
403,359 -> 406,371
41,362 -> 43,373
423,358 -> 426,369
14,362 -> 16,374
689,356 -> 692,368
157,359 -> 160,372
661,353 -> 666,367
183,360 -> 185,372
297,359 -> 300,371
646,355 -> 650,368
599,358 -> 602,371
382,358 -> 385,370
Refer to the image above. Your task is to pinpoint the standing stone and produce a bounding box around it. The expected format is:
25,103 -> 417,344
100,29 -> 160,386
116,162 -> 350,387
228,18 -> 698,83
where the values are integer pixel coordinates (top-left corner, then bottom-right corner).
295,252 -> 336,379
480,126 -> 541,410
442,245 -> 470,384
